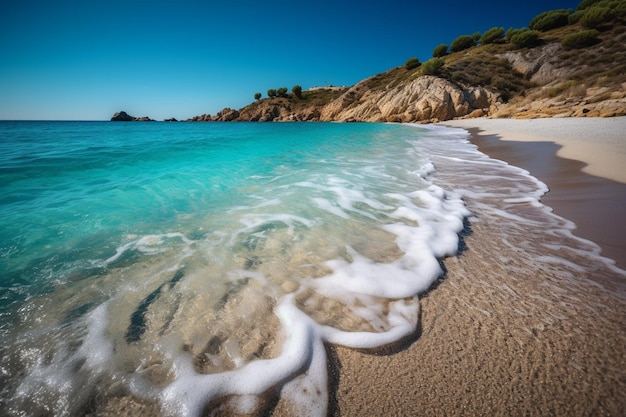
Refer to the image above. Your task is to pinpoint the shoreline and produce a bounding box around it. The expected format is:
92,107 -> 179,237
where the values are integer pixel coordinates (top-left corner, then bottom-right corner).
319,117 -> 626,417
442,117 -> 626,270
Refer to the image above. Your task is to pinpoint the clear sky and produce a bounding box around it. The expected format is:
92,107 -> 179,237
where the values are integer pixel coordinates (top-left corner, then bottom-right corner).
1,0 -> 580,120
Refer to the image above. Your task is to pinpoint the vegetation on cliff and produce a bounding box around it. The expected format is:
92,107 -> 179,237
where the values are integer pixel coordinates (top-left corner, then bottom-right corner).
192,0 -> 626,122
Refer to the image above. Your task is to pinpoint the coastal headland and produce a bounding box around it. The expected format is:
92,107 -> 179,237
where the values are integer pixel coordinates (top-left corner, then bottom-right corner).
114,2 -> 625,124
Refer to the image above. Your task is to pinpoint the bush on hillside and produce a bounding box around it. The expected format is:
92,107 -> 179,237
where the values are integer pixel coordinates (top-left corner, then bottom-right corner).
562,29 -> 600,48
277,87 -> 288,97
450,35 -> 476,52
577,0 -> 604,10
580,6 -> 616,28
292,85 -> 302,98
480,27 -> 505,45
420,58 -> 445,76
510,30 -> 541,48
267,89 -> 277,98
254,92 -> 262,100
405,57 -> 421,70
506,27 -> 529,42
569,10 -> 585,24
432,44 -> 448,58
529,9 -> 571,31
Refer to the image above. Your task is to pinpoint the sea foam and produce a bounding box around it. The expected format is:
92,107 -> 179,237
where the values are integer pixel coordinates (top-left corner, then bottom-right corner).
0,122 -> 470,416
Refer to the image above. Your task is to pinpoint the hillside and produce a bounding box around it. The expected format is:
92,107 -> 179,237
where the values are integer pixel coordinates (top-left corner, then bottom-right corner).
193,1 -> 626,122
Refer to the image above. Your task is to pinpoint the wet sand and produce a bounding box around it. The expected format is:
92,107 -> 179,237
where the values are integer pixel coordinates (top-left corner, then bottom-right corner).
309,118 -> 626,417
445,117 -> 626,270
466,129 -> 626,270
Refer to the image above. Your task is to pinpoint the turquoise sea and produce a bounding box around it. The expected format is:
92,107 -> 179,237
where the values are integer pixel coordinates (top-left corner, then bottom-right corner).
5,120 -> 590,416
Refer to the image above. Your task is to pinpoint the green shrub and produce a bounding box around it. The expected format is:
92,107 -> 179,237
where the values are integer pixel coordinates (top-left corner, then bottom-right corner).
506,27 -> 528,41
277,87 -> 288,97
421,58 -> 445,76
450,35 -> 476,52
432,44 -> 448,58
291,85 -> 302,98
580,6 -> 616,28
267,89 -> 277,98
569,10 -> 585,24
562,29 -> 600,48
404,57 -> 421,70
480,27 -> 505,45
254,92 -> 262,100
529,9 -> 571,31
510,30 -> 541,48
577,0 -> 604,10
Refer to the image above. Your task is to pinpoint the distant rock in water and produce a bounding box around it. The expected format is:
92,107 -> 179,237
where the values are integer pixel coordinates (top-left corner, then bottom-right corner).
111,111 -> 134,121
111,111 -> 155,122
164,117 -> 178,122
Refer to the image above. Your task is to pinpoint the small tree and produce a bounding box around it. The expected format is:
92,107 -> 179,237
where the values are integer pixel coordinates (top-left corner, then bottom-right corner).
254,92 -> 262,100
450,35 -> 476,52
432,44 -> 448,58
480,27 -> 505,45
292,85 -> 302,98
404,57 -> 421,70
277,87 -> 288,97
267,89 -> 277,98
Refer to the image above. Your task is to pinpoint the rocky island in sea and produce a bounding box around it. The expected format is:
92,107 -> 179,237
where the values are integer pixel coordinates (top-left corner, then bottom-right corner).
110,111 -> 155,122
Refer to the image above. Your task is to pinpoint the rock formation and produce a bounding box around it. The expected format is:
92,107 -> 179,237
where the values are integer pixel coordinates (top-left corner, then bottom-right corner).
187,77 -> 500,123
319,76 -> 499,123
111,111 -> 155,122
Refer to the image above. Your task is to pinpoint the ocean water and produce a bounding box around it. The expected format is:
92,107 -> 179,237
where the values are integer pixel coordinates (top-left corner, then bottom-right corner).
4,121 -> 620,416
0,121 -> 471,416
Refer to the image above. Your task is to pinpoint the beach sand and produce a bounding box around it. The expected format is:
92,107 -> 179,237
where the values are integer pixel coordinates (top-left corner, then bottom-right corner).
295,118 -> 626,417
445,117 -> 626,270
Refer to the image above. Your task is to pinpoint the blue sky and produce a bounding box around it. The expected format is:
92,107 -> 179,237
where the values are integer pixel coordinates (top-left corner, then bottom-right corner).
1,0 -> 580,120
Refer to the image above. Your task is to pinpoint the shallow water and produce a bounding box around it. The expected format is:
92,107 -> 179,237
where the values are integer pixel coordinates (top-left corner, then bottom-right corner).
0,121 -> 471,416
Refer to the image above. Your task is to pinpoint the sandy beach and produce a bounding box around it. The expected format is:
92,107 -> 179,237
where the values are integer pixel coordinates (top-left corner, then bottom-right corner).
445,117 -> 626,270
309,118 -> 626,417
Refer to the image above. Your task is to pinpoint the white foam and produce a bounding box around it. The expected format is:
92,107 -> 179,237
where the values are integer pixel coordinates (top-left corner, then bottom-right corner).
5,123 -> 481,417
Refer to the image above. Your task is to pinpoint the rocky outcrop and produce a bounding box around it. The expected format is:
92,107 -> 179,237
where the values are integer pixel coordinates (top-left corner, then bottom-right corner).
111,111 -> 154,122
498,43 -> 565,85
319,76 -> 500,123
111,111 -> 134,121
187,113 -> 212,122
212,108 -> 240,121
